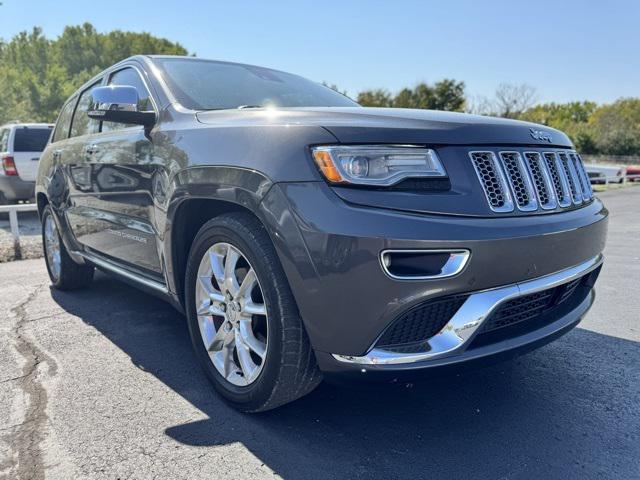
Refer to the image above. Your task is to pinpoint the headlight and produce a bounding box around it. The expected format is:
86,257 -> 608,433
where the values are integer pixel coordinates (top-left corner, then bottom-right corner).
311,145 -> 446,186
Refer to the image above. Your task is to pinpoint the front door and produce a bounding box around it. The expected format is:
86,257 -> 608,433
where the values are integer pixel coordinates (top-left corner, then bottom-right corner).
65,68 -> 162,276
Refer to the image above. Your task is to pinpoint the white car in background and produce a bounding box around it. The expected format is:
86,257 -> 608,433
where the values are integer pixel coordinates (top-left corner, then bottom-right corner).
0,123 -> 54,205
585,164 -> 626,185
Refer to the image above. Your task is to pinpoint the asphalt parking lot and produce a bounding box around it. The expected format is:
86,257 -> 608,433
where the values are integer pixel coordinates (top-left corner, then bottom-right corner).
1,188 -> 638,480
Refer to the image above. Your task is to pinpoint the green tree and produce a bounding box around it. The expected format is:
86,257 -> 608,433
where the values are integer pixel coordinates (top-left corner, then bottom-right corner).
520,101 -> 599,153
589,98 -> 640,155
357,88 -> 393,107
0,23 -> 188,124
358,80 -> 465,111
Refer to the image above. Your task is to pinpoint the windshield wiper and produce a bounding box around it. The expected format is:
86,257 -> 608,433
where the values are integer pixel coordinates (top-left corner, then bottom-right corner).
237,105 -> 263,109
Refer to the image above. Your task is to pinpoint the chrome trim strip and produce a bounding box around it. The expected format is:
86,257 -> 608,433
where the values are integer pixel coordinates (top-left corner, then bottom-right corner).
498,151 -> 539,212
558,151 -> 584,205
468,151 -> 515,213
332,254 -> 603,366
544,152 -> 572,208
74,250 -> 168,294
570,151 -> 593,201
380,249 -> 470,280
523,151 -> 558,210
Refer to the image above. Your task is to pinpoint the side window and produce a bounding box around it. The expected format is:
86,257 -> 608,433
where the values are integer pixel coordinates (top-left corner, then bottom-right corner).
102,68 -> 153,133
70,81 -> 102,138
52,99 -> 76,143
0,129 -> 9,152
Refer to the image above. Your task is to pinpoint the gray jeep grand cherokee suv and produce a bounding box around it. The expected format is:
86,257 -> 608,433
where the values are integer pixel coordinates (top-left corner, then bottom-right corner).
36,56 -> 607,411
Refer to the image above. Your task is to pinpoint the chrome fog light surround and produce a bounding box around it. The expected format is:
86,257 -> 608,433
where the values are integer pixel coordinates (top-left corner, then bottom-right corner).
380,249 -> 470,280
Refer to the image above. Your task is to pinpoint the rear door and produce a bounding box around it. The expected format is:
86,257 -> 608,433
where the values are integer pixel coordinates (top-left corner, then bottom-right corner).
10,126 -> 53,181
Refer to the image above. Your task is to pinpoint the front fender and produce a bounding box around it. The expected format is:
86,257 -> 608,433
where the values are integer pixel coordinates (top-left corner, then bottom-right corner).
163,165 -> 274,297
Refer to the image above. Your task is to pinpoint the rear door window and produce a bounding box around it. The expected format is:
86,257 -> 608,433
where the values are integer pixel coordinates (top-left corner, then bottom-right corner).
70,81 -> 102,138
0,129 -> 9,152
52,100 -> 76,143
13,127 -> 52,152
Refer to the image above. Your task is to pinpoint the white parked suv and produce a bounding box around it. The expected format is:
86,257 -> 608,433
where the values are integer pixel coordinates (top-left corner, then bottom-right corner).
0,123 -> 54,205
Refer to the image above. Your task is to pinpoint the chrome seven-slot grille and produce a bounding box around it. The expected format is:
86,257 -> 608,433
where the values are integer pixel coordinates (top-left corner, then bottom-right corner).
469,150 -> 593,213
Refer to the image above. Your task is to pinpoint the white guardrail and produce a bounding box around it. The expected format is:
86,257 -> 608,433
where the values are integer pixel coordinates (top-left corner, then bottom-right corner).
0,203 -> 38,260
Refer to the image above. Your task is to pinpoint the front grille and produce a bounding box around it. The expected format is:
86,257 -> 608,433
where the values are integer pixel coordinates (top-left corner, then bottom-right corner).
523,152 -> 556,209
499,152 -> 538,211
543,152 -> 572,207
558,152 -> 583,204
469,149 -> 592,213
570,152 -> 593,201
469,152 -> 514,212
376,296 -> 468,347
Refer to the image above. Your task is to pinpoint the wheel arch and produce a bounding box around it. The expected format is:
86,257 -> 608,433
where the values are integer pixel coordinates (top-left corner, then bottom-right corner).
165,166 -> 275,309
36,192 -> 49,220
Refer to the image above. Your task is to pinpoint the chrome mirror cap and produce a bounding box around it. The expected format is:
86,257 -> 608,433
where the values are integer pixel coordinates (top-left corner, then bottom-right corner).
90,85 -> 139,113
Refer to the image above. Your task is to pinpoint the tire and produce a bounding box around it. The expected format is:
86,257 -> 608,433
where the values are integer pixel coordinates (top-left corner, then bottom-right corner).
42,204 -> 94,290
185,212 -> 322,412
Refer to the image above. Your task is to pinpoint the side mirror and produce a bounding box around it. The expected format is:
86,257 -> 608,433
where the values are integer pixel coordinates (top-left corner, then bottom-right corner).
87,86 -> 155,128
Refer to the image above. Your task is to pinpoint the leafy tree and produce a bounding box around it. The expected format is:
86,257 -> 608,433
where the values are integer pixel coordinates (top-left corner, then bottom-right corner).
589,98 -> 640,155
0,23 -> 188,123
357,89 -> 393,107
357,80 -> 465,111
520,101 -> 599,153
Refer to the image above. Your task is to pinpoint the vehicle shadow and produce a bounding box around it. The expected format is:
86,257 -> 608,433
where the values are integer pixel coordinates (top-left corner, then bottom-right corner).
51,272 -> 639,480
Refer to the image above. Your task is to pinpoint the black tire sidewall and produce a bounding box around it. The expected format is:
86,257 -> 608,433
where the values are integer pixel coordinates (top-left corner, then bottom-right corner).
185,217 -> 285,410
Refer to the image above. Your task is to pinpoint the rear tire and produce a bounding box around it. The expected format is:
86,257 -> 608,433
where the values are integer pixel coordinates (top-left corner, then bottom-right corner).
42,205 -> 94,290
185,212 -> 322,412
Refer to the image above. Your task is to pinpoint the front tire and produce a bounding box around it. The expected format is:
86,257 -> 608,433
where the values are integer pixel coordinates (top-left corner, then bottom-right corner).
185,213 -> 321,412
42,205 -> 94,290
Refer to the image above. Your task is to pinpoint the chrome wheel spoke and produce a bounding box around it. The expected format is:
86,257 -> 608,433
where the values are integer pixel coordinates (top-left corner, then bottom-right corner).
197,315 -> 218,351
235,329 -> 259,381
239,319 -> 266,359
237,269 -> 256,299
220,343 -> 238,380
243,301 -> 267,316
209,249 -> 226,291
223,246 -> 241,295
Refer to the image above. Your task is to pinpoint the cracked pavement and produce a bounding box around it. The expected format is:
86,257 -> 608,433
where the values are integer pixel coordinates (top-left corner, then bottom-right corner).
0,187 -> 638,479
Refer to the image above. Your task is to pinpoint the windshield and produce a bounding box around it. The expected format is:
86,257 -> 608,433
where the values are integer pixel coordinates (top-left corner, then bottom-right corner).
13,127 -> 52,152
154,58 -> 358,110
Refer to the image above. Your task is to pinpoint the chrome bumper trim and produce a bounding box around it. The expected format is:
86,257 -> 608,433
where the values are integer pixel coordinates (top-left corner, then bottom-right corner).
380,249 -> 470,280
332,254 -> 603,366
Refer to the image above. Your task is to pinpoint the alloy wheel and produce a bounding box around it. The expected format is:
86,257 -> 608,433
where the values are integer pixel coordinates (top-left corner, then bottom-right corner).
195,242 -> 269,386
44,214 -> 62,281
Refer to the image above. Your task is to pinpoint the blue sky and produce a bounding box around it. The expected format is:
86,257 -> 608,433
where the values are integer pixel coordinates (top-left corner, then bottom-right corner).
1,0 -> 638,104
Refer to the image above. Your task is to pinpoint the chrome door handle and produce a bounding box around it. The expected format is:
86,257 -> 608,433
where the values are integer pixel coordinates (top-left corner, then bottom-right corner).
84,144 -> 100,155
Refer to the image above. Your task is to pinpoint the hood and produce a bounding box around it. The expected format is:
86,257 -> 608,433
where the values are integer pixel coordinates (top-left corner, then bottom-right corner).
196,107 -> 572,147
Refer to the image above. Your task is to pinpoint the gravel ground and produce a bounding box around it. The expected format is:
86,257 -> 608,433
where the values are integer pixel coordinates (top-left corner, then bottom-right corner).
0,188 -> 638,479
0,211 -> 42,262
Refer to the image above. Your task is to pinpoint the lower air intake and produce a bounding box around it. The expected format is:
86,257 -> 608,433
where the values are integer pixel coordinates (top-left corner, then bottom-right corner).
376,296 -> 468,347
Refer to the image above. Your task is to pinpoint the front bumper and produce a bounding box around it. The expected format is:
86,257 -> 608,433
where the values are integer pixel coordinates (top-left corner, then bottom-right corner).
0,174 -> 35,201
259,182 -> 608,361
325,254 -> 600,371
